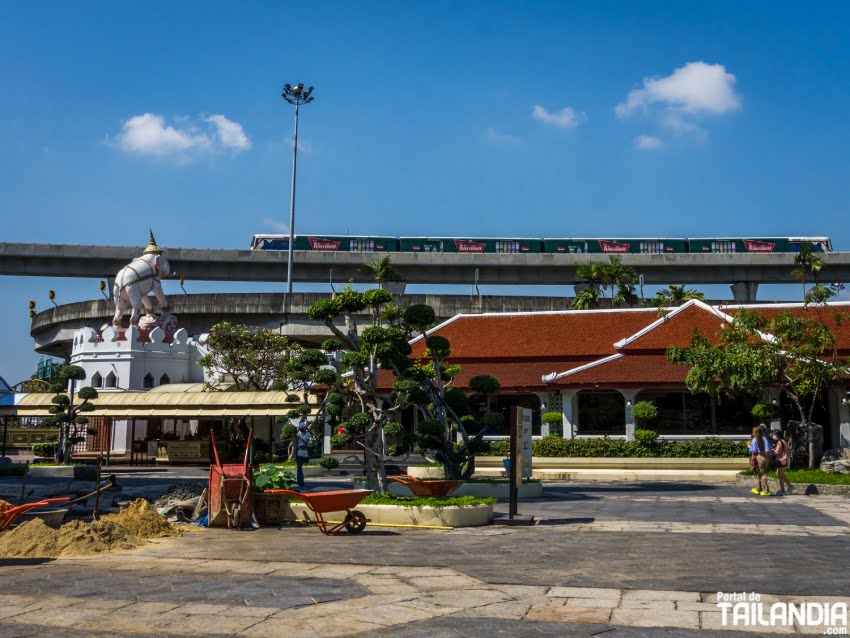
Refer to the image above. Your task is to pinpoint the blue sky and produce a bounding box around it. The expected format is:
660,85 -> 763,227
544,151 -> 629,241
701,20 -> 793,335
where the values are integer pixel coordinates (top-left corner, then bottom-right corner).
2,1 -> 850,384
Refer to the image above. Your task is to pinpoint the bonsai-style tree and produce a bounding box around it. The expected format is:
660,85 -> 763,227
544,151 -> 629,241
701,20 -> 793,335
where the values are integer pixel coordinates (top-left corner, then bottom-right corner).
43,365 -> 98,465
542,411 -> 563,436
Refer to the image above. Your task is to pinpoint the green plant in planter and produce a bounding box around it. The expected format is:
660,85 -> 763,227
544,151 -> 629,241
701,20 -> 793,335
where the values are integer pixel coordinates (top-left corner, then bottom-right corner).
318,456 -> 340,470
31,442 -> 58,458
634,429 -> 660,447
253,464 -> 296,493
331,432 -> 353,449
542,411 -> 563,436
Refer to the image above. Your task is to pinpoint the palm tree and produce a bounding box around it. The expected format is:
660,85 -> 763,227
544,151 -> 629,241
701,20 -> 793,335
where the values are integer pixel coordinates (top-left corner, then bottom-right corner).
576,261 -> 608,290
653,284 -> 704,308
605,257 -> 638,307
792,243 -> 834,305
572,287 -> 602,310
358,256 -> 402,288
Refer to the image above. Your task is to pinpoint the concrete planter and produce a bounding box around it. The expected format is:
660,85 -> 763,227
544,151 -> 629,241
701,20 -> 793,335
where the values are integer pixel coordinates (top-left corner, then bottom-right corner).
28,465 -> 75,478
287,502 -> 492,528
253,493 -> 293,525
387,480 -> 543,500
406,465 -> 446,479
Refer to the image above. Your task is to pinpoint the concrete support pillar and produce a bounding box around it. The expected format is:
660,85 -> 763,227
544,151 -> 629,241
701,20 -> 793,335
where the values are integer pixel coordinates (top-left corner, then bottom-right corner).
382,281 -> 406,295
106,276 -> 115,300
560,390 -> 577,439
620,389 -> 641,441
730,281 -> 759,303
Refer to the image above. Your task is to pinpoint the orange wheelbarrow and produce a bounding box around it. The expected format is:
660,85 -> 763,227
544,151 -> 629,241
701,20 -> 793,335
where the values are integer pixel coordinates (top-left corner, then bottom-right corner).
265,489 -> 372,535
387,474 -> 464,496
0,498 -> 71,532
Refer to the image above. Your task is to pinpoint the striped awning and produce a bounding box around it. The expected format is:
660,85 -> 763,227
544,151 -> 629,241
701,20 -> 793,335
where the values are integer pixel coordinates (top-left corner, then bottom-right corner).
13,390 -> 305,418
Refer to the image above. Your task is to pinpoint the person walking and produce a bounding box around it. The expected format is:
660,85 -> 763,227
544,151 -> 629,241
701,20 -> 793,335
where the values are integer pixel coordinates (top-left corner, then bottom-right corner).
749,425 -> 773,496
770,429 -> 794,494
294,420 -> 312,488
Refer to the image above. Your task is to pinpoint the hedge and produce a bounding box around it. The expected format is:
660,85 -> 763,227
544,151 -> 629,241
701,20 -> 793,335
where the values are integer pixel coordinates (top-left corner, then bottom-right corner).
481,435 -> 748,459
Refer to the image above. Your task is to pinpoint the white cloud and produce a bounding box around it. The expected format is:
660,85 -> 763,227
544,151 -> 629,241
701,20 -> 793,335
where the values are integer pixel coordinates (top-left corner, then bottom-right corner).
484,127 -> 520,144
634,135 -> 663,150
616,62 -> 740,119
206,114 -> 251,151
111,113 -> 251,160
532,105 -> 585,128
286,137 -> 313,153
615,62 -> 739,147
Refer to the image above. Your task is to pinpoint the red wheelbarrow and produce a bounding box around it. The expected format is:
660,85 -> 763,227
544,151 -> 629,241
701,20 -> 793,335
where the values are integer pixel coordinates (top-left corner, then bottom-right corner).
0,498 -> 71,532
265,489 -> 372,535
387,474 -> 464,496
208,429 -> 254,529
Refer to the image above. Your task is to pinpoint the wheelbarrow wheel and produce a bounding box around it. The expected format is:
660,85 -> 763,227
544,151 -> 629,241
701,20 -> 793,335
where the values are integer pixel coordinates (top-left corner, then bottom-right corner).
344,510 -> 367,534
229,502 -> 241,529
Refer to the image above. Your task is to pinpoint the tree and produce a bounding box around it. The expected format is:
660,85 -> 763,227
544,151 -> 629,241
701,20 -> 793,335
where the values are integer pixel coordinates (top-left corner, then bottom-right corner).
653,284 -> 704,309
43,365 -> 98,464
667,309 -> 847,468
605,257 -> 639,307
307,286 -> 409,491
198,322 -> 300,391
358,256 -> 402,288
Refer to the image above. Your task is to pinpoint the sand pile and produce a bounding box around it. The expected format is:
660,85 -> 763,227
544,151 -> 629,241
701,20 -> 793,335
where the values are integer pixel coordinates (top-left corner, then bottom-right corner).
0,518 -> 141,558
103,499 -> 182,538
0,499 -> 182,558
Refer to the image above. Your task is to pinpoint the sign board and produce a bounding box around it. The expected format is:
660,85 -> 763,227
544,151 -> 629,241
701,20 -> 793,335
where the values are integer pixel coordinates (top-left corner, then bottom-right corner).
514,408 -> 533,482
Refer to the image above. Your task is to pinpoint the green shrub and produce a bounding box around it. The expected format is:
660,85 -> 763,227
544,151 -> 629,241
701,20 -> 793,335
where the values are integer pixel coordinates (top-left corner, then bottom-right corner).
633,429 -> 660,445
631,401 -> 658,424
280,423 -> 297,440
253,464 -> 296,493
479,435 -> 747,458
361,493 -> 495,508
331,433 -> 353,449
318,456 -> 340,470
31,442 -> 57,458
383,422 -> 404,437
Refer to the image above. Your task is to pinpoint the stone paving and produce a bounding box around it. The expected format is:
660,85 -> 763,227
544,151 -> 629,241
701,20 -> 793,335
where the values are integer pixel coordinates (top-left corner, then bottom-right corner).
0,480 -> 848,636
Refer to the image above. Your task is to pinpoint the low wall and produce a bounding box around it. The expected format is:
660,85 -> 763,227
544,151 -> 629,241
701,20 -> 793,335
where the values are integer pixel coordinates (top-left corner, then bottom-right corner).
286,502 -> 492,528
734,473 -> 850,496
476,457 -> 749,470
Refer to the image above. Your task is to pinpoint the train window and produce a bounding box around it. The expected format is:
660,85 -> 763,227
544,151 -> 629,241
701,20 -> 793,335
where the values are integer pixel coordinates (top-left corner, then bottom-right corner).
495,241 -> 520,254
640,241 -> 665,254
350,239 -> 376,252
710,241 -> 737,253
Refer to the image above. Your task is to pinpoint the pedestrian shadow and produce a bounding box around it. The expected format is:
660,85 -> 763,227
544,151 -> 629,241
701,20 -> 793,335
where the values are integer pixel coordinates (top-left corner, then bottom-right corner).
536,517 -> 596,526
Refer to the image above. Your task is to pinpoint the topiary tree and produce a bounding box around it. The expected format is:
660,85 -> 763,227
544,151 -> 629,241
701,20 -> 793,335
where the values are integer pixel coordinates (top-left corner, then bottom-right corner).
43,365 -> 98,464
631,401 -> 658,427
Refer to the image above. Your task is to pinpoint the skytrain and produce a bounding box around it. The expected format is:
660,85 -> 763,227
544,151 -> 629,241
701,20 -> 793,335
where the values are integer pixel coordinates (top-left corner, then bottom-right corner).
251,235 -> 833,255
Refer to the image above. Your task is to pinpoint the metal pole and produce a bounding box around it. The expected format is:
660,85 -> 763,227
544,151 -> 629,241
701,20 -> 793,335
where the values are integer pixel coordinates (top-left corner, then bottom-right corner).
286,101 -> 300,295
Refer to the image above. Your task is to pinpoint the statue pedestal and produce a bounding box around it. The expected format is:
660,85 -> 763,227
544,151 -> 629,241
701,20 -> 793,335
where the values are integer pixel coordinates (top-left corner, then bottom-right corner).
112,327 -> 128,342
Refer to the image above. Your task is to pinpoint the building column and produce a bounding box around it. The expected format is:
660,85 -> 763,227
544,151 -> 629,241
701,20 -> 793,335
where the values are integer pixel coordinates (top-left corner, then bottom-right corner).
730,282 -> 759,303
560,390 -> 577,439
620,389 -> 642,441
533,392 -> 550,435
833,387 -> 850,449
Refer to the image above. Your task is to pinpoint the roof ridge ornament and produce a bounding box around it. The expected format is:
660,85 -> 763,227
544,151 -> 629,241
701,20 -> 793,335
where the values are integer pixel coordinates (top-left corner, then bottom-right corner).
143,229 -> 163,255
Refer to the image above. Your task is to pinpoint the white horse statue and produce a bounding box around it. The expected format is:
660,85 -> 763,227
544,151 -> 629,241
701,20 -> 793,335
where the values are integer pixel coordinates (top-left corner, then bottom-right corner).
112,231 -> 171,327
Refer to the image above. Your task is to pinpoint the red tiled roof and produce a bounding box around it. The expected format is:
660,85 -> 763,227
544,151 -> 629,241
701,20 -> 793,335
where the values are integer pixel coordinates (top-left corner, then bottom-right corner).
617,303 -> 731,351
548,353 -> 691,387
377,359 -> 594,392
409,310 -> 658,359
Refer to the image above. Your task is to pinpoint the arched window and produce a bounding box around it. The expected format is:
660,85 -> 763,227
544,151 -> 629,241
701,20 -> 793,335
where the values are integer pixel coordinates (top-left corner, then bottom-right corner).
143,373 -> 155,389
91,372 -> 103,388
159,373 -> 170,386
105,372 -> 117,389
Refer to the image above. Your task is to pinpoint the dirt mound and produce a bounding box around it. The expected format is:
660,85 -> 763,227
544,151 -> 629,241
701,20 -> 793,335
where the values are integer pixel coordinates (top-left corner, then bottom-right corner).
103,499 -> 182,539
0,518 -> 142,558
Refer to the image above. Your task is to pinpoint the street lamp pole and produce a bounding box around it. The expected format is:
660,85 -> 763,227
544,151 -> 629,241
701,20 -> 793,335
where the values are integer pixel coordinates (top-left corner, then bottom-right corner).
281,83 -> 315,295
